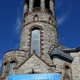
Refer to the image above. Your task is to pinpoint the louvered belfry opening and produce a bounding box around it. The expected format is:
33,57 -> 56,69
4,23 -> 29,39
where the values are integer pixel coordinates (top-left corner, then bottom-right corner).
45,0 -> 50,10
33,0 -> 40,8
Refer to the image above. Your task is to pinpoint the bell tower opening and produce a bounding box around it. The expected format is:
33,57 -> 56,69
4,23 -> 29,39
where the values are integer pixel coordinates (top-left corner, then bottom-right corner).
45,0 -> 50,10
33,0 -> 40,8
25,0 -> 29,11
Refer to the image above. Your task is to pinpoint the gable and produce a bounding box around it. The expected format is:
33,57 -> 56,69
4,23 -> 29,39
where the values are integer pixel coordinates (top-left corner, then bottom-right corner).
17,54 -> 54,74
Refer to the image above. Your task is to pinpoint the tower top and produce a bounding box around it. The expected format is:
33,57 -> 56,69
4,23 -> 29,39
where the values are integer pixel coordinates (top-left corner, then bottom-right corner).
24,0 -> 55,16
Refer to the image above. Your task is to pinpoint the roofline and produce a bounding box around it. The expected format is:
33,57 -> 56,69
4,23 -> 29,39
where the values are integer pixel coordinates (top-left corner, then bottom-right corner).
62,47 -> 80,53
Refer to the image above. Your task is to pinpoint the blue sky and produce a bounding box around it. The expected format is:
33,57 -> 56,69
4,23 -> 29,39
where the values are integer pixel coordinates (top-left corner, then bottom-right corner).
0,0 -> 80,70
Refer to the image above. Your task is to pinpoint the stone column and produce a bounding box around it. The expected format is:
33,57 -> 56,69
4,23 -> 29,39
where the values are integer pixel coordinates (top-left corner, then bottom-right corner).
41,0 -> 45,10
29,0 -> 34,12
49,0 -> 55,16
23,3 -> 28,13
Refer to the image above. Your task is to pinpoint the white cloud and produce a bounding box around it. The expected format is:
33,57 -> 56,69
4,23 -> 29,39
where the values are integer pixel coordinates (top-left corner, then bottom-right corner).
13,14 -> 22,34
12,8 -> 22,49
57,14 -> 68,25
13,1 -> 23,35
56,5 -> 71,26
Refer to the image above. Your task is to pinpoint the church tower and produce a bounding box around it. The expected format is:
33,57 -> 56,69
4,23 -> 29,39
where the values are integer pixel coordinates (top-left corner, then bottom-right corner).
1,0 -> 74,80
19,0 -> 58,74
20,0 -> 58,54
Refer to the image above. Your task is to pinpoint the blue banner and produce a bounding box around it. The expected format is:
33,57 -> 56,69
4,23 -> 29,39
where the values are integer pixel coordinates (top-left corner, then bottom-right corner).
8,73 -> 60,80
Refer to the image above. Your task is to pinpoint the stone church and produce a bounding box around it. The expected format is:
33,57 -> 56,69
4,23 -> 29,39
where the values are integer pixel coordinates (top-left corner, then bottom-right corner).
0,0 -> 80,80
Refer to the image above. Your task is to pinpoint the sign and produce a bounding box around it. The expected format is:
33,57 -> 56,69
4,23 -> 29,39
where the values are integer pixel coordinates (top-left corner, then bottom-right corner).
8,73 -> 60,80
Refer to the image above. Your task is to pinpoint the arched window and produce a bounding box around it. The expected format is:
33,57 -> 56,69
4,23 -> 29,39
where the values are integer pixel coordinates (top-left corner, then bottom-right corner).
64,66 -> 71,80
30,28 -> 40,56
9,61 -> 16,75
34,15 -> 39,21
2,63 -> 7,77
49,17 -> 53,23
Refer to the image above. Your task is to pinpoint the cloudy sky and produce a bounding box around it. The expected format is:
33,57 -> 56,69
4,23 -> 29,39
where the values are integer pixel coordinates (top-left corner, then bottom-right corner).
0,0 -> 80,70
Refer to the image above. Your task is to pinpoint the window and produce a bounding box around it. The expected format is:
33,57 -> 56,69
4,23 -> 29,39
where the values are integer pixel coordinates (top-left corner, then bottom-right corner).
2,63 -> 7,77
49,17 -> 53,23
65,66 -> 71,80
34,15 -> 39,21
9,61 -> 16,75
30,28 -> 40,56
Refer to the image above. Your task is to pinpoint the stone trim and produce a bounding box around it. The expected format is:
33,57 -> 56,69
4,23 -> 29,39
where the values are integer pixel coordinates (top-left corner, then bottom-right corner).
63,62 -> 72,73
26,71 -> 41,74
14,53 -> 56,69
23,10 -> 56,19
63,62 -> 73,80
3,50 -> 27,56
22,20 -> 57,29
29,25 -> 43,30
3,57 -> 18,65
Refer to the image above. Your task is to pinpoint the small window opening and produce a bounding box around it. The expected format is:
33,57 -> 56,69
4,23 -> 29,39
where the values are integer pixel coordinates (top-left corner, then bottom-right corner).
45,0 -> 50,10
34,15 -> 39,21
49,17 -> 53,23
9,61 -> 16,75
33,0 -> 40,8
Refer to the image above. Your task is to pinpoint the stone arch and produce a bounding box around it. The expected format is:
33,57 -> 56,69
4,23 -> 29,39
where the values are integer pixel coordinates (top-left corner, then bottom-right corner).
29,25 -> 43,57
29,25 -> 43,31
63,62 -> 72,74
63,62 -> 72,80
